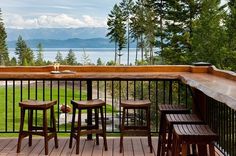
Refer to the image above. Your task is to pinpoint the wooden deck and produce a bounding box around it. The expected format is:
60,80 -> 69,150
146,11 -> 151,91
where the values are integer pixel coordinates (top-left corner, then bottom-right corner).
0,137 -> 224,156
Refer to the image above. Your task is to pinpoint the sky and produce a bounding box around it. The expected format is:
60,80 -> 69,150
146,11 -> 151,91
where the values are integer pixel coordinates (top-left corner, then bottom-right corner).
1,0 -> 227,29
0,0 -> 120,29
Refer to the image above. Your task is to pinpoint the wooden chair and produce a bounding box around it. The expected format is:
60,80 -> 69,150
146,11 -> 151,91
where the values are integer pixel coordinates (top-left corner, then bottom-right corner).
157,104 -> 190,156
17,100 -> 58,155
120,99 -> 152,153
171,124 -> 218,156
164,114 -> 203,156
69,99 -> 108,154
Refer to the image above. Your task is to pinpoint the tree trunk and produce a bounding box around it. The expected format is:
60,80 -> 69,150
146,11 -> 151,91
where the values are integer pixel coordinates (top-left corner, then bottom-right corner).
115,42 -> 117,64
141,35 -> 144,62
127,20 -> 130,66
135,38 -> 139,65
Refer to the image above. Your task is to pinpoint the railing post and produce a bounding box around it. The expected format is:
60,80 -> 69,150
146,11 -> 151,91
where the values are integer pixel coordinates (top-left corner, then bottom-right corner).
87,80 -> 93,140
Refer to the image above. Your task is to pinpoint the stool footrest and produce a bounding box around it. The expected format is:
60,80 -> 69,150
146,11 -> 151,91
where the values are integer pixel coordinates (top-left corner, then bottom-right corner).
122,130 -> 150,136
32,126 -> 55,131
123,126 -> 148,130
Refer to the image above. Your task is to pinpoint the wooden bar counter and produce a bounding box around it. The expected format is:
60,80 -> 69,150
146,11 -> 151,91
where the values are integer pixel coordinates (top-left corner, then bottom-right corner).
0,65 -> 235,113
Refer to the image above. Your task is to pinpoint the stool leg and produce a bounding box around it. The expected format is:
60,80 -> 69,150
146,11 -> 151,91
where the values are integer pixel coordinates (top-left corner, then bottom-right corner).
43,109 -> 49,155
100,106 -> 107,151
174,137 -> 180,156
182,143 -> 187,156
76,109 -> 82,154
120,107 -> 125,153
69,105 -> 76,148
209,143 -> 216,156
157,112 -> 165,156
51,107 -> 58,148
17,108 -> 25,153
167,124 -> 173,153
147,107 -> 153,153
95,108 -> 99,145
171,132 -> 178,156
198,144 -> 208,156
28,109 -> 33,147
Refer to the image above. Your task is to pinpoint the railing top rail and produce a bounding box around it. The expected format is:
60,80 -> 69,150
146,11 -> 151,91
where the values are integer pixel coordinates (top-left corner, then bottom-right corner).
0,65 -> 235,110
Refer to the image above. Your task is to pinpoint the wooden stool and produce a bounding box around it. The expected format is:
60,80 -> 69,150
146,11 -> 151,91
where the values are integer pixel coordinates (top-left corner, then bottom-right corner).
70,99 -> 108,154
157,104 -> 190,156
120,99 -> 152,153
17,100 -> 58,155
164,114 -> 203,156
171,124 -> 218,156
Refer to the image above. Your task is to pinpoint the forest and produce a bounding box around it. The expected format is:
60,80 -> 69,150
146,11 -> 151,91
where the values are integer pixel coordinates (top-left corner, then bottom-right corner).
0,0 -> 236,71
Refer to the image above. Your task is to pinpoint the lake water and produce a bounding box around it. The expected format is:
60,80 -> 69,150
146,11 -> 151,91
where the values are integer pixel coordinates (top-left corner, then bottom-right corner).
9,48 -> 142,65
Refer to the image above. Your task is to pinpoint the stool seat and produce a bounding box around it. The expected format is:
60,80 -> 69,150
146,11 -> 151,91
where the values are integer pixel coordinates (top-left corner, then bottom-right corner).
165,114 -> 204,155
171,124 -> 218,156
166,114 -> 202,124
158,104 -> 190,113
19,100 -> 57,109
173,124 -> 218,141
121,99 -> 151,108
71,99 -> 105,108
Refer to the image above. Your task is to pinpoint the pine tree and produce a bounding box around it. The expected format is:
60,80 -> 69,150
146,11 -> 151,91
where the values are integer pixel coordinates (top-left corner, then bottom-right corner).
107,4 -> 127,64
15,35 -> 34,66
35,43 -> 44,65
221,0 -> 236,70
192,0 -> 225,68
143,0 -> 158,64
81,50 -> 91,65
0,9 -> 9,65
55,51 -> 64,64
130,0 -> 146,62
160,0 -> 201,64
120,0 -> 134,65
66,49 -> 77,65
10,57 -> 17,66
96,58 -> 103,65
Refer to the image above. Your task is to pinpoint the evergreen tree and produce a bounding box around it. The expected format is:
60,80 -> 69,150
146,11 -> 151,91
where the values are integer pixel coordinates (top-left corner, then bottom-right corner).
15,35 -> 34,66
130,0 -> 158,64
97,58 -> 103,65
66,49 -> 77,65
55,51 -> 64,64
192,0 -> 225,68
143,0 -> 158,64
0,9 -> 9,65
35,43 -> 44,65
130,0 -> 146,63
160,0 -> 201,64
221,0 -> 236,70
120,0 -> 134,65
10,57 -> 17,66
107,4 -> 127,64
81,50 -> 91,65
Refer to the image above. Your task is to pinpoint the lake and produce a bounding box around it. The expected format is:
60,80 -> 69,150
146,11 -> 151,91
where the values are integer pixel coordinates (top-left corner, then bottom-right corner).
9,48 -> 142,65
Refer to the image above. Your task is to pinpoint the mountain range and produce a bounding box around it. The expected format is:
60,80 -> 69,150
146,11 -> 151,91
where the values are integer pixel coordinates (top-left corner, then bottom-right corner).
7,38 -> 116,48
6,27 -> 108,41
6,27 -> 136,48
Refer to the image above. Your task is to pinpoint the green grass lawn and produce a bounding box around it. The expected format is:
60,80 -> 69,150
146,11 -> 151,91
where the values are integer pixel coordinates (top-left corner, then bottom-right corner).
0,85 -> 116,136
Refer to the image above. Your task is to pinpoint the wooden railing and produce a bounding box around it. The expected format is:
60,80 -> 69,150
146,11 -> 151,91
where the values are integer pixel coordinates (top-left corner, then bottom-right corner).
0,65 -> 235,155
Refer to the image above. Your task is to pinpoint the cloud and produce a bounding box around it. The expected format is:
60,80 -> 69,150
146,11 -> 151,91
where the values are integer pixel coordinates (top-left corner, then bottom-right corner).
5,14 -> 107,29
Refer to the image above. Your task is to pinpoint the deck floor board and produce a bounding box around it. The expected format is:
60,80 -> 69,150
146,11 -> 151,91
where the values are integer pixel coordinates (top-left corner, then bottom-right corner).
0,137 -> 224,156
